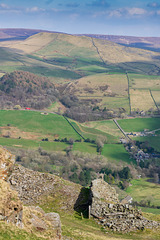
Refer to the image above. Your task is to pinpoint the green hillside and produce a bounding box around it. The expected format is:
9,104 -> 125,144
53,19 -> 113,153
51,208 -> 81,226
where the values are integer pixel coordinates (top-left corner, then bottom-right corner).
0,33 -> 160,112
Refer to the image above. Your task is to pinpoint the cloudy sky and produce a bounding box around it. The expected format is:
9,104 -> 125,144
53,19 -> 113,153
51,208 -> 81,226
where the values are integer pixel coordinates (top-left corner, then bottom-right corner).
0,0 -> 160,36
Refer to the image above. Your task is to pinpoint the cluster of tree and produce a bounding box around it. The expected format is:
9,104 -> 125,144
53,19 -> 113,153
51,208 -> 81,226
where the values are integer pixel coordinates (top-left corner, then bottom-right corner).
0,71 -> 59,109
131,108 -> 159,117
9,147 -> 136,187
54,137 -> 82,143
100,166 -> 132,189
60,94 -> 127,122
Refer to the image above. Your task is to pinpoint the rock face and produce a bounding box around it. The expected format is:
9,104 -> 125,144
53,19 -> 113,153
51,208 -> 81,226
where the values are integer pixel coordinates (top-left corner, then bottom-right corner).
90,179 -> 160,232
0,147 -> 22,225
8,164 -> 81,212
90,179 -> 119,203
0,179 -> 23,226
23,206 -> 62,240
0,146 -> 15,180
0,146 -> 62,239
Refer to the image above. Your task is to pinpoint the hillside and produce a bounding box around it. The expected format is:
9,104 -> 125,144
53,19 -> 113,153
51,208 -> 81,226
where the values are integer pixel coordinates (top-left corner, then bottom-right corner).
80,34 -> 160,52
0,28 -> 160,52
0,32 -> 160,115
0,146 -> 159,240
0,71 -> 59,109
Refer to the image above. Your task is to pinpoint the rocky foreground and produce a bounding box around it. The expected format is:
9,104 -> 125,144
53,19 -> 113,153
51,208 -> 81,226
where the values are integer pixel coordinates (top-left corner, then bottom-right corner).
0,146 -> 159,238
0,146 -> 62,240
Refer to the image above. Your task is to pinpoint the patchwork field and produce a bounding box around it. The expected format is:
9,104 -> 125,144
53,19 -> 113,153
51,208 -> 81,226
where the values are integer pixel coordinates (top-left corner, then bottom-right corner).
70,120 -> 119,143
0,33 -> 160,112
130,89 -> 155,111
83,120 -> 124,137
67,73 -> 128,97
129,74 -> 160,90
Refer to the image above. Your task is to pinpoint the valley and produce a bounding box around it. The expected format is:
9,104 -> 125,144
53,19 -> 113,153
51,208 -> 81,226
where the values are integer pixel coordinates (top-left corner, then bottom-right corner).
0,29 -> 159,239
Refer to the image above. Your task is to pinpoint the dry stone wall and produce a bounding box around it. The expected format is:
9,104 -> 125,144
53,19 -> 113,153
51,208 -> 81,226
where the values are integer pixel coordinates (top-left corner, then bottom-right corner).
90,179 -> 160,232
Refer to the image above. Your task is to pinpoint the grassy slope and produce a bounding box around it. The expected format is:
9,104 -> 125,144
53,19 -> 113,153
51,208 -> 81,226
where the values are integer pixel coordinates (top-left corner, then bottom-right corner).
0,110 -> 80,139
39,184 -> 160,240
1,33 -> 160,112
83,120 -> 124,137
126,179 -> 160,207
0,221 -> 45,240
70,120 -> 119,143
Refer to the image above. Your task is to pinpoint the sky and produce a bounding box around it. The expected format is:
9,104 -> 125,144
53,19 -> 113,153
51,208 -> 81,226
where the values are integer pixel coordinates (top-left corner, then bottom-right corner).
0,0 -> 160,37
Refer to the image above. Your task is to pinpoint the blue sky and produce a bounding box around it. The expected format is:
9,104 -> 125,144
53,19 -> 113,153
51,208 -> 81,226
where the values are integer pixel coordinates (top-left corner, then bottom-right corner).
0,0 -> 160,36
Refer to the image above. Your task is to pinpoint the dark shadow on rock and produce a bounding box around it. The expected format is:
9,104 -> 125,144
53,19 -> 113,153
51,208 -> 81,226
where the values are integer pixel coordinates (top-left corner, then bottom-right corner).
74,187 -> 92,218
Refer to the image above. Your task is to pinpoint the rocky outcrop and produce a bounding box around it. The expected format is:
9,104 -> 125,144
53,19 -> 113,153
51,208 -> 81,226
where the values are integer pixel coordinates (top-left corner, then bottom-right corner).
90,179 -> 119,204
0,179 -> 23,226
0,147 -> 22,226
8,164 -> 81,212
0,146 -> 62,239
23,206 -> 62,240
90,179 -> 160,232
0,146 -> 15,180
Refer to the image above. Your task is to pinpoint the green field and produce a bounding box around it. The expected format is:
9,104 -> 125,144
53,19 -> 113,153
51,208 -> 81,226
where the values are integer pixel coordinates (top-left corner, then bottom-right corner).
117,117 -> 160,132
73,142 -> 97,154
102,144 -> 132,164
126,179 -> 160,207
0,137 -> 69,151
0,110 -> 81,139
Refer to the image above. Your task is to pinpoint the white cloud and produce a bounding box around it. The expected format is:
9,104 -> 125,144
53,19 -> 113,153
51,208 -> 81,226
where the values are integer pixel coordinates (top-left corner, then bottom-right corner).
108,9 -> 123,17
0,3 -> 9,9
26,7 -> 45,13
107,7 -> 147,18
127,7 -> 147,16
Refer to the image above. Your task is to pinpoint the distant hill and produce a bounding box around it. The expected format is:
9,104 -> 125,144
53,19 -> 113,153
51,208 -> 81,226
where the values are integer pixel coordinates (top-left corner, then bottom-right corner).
0,31 -> 160,115
0,28 -> 160,52
79,34 -> 160,52
0,28 -> 62,41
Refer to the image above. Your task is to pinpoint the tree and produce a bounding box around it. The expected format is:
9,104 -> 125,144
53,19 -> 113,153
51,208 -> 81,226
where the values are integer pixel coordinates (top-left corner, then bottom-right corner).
69,138 -> 74,145
79,171 -> 86,185
65,145 -> 73,156
96,136 -> 107,154
153,173 -> 159,183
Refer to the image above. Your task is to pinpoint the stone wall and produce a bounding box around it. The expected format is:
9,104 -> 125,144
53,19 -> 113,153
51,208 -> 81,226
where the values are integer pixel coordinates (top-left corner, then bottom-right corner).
90,179 -> 160,232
